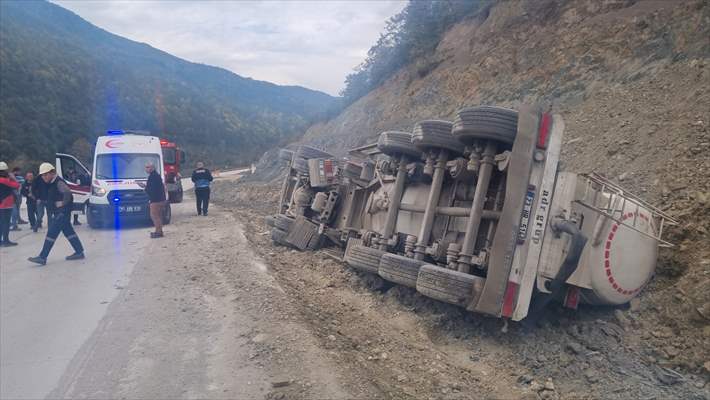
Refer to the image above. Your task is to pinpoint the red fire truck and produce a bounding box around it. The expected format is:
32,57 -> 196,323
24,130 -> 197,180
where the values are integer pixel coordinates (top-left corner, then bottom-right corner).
160,138 -> 186,203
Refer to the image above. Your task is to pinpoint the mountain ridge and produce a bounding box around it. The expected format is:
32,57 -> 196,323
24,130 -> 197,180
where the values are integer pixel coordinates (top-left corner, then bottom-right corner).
0,0 -> 336,166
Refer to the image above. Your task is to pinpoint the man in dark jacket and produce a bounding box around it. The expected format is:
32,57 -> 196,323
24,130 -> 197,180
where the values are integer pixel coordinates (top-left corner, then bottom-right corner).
142,162 -> 166,238
32,174 -> 50,230
191,161 -> 213,216
20,171 -> 38,232
28,163 -> 85,266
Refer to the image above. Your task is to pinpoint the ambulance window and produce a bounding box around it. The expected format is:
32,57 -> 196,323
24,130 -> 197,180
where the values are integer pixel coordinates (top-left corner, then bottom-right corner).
58,156 -> 79,184
95,153 -> 161,179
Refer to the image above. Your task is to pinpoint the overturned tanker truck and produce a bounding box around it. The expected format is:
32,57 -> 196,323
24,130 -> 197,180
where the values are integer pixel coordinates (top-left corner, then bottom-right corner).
266,105 -> 677,322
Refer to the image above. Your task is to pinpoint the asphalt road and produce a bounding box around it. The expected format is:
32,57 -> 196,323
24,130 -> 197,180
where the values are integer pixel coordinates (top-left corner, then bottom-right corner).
0,204 -> 150,399
1,171 -> 352,400
0,175 -> 220,399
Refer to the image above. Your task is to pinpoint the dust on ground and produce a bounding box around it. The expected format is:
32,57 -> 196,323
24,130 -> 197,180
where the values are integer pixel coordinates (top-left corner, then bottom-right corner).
213,178 -> 709,400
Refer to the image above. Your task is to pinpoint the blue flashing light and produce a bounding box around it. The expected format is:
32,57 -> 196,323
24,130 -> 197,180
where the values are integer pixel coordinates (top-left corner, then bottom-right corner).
113,197 -> 120,203
107,130 -> 124,135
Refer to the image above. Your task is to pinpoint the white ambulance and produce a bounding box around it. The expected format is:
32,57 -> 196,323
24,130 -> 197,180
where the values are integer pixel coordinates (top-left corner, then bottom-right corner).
87,131 -> 171,228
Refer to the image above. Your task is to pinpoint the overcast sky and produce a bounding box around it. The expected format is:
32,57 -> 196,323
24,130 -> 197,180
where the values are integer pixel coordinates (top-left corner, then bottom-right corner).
52,0 -> 406,96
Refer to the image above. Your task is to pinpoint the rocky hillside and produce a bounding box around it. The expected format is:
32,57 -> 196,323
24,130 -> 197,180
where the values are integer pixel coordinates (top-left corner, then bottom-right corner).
0,0 -> 335,166
298,0 -> 709,380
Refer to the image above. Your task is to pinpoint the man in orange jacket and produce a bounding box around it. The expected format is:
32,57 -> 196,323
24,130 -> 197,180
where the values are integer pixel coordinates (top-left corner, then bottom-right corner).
0,161 -> 21,246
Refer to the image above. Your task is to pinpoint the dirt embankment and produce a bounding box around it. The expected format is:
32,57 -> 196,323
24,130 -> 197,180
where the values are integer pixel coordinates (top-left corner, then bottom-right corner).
213,180 -> 709,400
270,0 -> 709,395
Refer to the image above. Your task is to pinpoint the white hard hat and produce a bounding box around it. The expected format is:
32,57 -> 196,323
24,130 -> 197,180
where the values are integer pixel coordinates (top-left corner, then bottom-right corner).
39,162 -> 55,175
0,161 -> 7,171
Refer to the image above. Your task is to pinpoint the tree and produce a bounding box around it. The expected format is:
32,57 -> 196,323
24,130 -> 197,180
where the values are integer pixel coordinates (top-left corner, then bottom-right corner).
340,0 -> 492,105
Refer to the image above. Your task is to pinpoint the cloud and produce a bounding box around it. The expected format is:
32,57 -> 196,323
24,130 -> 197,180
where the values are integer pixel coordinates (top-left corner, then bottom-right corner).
52,0 -> 407,95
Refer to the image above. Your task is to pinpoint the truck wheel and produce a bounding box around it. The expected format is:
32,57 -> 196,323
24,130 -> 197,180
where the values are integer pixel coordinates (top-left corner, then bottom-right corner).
377,131 -> 421,159
271,228 -> 290,246
279,149 -> 295,163
416,264 -> 481,307
342,161 -> 363,179
170,189 -> 183,203
274,214 -> 295,231
87,208 -> 102,229
296,145 -> 333,160
292,158 -> 310,175
452,106 -> 518,145
344,239 -> 385,274
162,203 -> 172,225
412,120 -> 463,155
378,253 -> 425,288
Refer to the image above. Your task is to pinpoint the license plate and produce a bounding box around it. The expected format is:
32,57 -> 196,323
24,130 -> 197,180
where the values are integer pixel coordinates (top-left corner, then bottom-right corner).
119,205 -> 142,213
517,185 -> 536,244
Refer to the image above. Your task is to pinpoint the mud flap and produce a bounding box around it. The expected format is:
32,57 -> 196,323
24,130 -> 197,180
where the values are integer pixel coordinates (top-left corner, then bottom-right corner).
468,105 -> 540,315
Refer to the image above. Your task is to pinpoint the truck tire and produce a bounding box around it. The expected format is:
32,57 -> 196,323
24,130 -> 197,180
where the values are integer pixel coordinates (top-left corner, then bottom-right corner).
279,149 -> 295,163
274,214 -> 295,231
378,253 -> 425,288
271,228 -> 290,246
412,120 -> 463,155
87,207 -> 102,229
162,203 -> 172,225
416,264 -> 481,307
168,190 -> 182,203
342,161 -> 363,180
292,157 -> 310,175
377,131 -> 421,159
296,145 -> 333,160
452,106 -> 518,145
344,239 -> 385,274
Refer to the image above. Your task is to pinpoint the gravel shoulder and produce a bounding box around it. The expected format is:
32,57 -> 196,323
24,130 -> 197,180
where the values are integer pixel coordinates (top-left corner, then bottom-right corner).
213,178 -> 710,400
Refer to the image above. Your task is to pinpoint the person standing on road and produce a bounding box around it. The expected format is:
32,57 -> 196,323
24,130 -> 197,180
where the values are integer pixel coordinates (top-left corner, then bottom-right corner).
32,172 -> 50,230
28,163 -> 85,266
191,161 -> 213,216
142,162 -> 166,238
0,162 -> 21,246
20,171 -> 38,232
9,167 -> 27,231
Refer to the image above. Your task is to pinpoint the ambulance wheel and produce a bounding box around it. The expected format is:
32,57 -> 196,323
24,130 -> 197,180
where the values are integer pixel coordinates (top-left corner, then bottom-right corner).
162,203 -> 172,225
87,208 -> 102,229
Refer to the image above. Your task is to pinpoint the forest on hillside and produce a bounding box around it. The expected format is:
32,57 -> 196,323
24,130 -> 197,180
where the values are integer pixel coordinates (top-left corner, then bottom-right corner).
0,0 -> 335,168
340,0 -> 492,104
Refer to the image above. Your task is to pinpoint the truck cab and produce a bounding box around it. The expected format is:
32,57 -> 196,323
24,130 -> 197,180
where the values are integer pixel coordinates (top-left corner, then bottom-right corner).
160,139 -> 186,203
87,131 -> 171,229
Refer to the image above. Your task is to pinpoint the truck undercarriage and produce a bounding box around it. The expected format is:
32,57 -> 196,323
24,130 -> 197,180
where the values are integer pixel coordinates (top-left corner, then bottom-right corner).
267,105 -> 676,321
